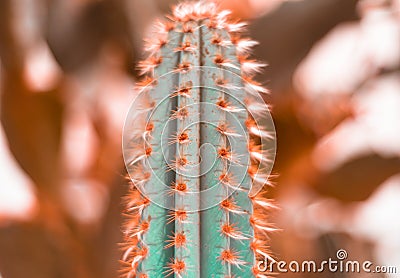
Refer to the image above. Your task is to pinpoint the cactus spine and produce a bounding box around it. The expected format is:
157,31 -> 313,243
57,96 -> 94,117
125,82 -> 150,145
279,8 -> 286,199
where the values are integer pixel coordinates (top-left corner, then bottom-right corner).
122,2 -> 276,278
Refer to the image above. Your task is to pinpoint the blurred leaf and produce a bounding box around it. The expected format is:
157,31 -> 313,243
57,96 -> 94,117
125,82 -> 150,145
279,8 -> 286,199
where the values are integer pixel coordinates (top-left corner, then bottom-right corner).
298,95 -> 354,137
46,1 -> 132,73
1,76 -> 63,191
91,177 -> 126,278
0,223 -> 89,278
312,154 -> 400,202
272,100 -> 316,173
0,0 -> 24,72
218,0 -> 253,18
250,0 -> 359,95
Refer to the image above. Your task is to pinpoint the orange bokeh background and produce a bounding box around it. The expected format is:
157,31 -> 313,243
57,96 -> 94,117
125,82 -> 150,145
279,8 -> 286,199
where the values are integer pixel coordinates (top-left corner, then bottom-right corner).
0,0 -> 399,277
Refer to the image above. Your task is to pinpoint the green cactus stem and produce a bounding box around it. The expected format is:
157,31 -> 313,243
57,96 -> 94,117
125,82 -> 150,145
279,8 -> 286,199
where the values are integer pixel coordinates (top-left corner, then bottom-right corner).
122,2 -> 277,278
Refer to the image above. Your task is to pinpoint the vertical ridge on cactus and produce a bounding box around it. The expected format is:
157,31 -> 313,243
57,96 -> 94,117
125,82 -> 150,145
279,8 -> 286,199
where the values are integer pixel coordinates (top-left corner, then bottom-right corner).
173,26 -> 202,276
122,2 -> 276,278
199,20 -> 230,277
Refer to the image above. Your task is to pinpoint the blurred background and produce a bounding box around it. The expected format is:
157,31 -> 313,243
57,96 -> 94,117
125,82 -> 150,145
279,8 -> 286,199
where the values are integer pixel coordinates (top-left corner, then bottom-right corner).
0,0 -> 399,277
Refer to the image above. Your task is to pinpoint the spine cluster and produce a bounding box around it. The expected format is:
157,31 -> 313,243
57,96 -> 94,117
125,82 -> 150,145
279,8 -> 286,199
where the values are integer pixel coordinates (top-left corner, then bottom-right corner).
121,2 -> 276,278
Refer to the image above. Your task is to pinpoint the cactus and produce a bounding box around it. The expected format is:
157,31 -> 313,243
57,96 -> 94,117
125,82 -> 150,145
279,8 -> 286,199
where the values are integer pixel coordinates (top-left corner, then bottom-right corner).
122,2 -> 276,278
